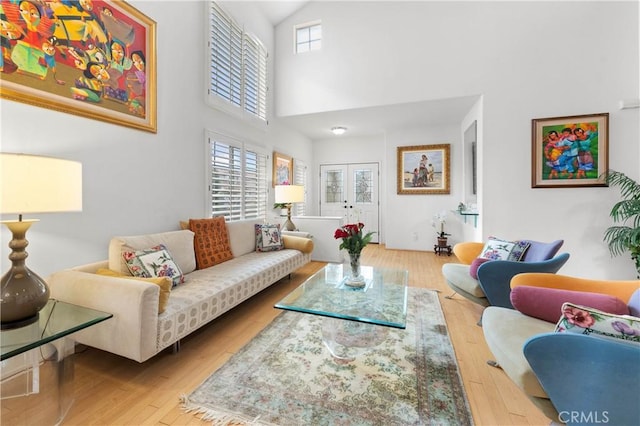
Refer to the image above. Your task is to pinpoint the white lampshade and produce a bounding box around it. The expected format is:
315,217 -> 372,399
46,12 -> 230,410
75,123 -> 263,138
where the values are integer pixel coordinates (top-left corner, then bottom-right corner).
1,153 -> 83,215
275,185 -> 304,204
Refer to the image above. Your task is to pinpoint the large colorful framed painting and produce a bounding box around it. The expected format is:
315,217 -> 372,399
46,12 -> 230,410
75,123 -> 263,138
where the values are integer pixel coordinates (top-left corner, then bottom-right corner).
397,144 -> 450,194
0,0 -> 157,133
531,113 -> 608,188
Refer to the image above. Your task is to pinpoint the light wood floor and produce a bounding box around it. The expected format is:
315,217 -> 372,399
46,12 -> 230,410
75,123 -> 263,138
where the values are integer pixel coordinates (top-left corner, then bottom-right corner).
2,244 -> 552,425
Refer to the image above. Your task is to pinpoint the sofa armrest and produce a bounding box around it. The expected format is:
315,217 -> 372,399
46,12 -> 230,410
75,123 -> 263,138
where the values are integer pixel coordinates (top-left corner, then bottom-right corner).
48,270 -> 160,363
452,242 -> 484,264
477,253 -> 570,309
511,273 -> 640,303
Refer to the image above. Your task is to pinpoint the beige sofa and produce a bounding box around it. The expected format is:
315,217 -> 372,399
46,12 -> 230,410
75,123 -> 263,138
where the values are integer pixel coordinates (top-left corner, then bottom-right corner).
48,219 -> 312,362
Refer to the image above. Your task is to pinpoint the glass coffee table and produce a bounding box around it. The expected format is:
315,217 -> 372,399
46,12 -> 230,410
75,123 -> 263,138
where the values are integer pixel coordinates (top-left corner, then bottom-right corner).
275,263 -> 408,361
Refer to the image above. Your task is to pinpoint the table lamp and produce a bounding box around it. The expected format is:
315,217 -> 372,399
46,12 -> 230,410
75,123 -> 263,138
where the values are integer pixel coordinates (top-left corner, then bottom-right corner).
274,185 -> 304,231
1,153 -> 82,329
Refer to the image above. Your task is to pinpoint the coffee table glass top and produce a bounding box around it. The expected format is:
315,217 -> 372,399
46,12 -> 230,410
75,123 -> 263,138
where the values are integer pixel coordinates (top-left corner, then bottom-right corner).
1,299 -> 112,361
275,264 -> 408,329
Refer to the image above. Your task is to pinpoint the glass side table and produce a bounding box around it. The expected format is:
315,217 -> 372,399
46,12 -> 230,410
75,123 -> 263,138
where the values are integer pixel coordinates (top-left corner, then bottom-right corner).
1,299 -> 112,425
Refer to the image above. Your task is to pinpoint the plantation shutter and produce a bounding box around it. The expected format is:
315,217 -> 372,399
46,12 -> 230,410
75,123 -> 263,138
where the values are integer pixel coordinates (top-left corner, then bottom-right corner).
243,143 -> 268,220
210,139 -> 243,220
209,2 -> 242,107
243,35 -> 268,121
208,134 -> 268,221
293,160 -> 307,216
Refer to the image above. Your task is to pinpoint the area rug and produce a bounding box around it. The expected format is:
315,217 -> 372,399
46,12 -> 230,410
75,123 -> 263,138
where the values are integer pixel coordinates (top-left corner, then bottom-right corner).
182,287 -> 473,425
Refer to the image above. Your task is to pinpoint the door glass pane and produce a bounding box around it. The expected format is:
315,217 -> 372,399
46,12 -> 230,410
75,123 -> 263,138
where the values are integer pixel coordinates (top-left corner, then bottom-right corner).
325,170 -> 343,203
354,169 -> 372,203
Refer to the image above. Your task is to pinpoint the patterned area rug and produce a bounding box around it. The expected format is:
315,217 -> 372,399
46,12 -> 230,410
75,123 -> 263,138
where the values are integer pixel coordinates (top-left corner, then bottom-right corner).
182,287 -> 473,425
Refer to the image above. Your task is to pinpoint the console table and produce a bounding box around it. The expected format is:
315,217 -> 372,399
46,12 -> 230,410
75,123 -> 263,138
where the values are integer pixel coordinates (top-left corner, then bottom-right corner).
1,299 -> 112,425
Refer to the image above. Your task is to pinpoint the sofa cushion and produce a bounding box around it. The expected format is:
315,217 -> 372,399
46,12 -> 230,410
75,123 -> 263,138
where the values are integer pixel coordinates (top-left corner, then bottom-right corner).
123,244 -> 184,288
482,307 -> 554,398
442,263 -> 485,297
255,223 -> 284,252
521,239 -> 563,262
109,230 -> 196,275
189,217 -> 234,269
226,220 -> 258,257
555,303 -> 640,343
96,268 -> 172,314
511,286 -> 630,323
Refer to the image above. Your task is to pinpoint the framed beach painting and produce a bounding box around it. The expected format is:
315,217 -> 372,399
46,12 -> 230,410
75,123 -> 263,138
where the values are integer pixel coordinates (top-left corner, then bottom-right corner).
273,151 -> 293,186
531,113 -> 608,188
397,144 -> 450,194
0,0 -> 157,133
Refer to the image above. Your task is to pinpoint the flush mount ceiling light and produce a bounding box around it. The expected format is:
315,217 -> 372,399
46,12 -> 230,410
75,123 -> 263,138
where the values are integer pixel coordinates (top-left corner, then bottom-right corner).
331,126 -> 347,135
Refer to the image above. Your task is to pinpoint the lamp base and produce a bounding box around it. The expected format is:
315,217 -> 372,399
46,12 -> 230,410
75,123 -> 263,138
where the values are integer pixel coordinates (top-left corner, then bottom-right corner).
0,313 -> 39,330
282,218 -> 297,231
1,219 -> 50,328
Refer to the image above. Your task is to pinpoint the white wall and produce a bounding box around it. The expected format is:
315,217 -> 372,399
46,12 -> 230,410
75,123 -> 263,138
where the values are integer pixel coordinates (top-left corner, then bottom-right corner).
0,1 -> 313,276
276,1 -> 640,279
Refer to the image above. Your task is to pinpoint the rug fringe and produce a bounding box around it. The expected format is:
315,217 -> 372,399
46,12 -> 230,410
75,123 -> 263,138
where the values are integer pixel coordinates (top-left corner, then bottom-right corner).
181,395 -> 272,426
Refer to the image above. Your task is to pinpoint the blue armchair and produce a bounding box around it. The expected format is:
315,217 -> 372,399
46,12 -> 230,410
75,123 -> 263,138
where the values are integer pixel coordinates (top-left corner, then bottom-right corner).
524,333 -> 640,426
442,239 -> 569,309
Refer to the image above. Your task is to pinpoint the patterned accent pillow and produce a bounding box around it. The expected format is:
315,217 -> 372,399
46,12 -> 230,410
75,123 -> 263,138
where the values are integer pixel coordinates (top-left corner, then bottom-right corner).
189,217 -> 234,269
479,237 -> 529,261
255,224 -> 283,252
555,302 -> 640,343
122,244 -> 184,288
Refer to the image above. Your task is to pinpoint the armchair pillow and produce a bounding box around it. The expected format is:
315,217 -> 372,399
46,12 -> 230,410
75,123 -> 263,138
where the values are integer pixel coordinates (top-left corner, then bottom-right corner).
479,237 -> 529,261
555,302 -> 640,343
469,237 -> 529,279
521,239 -> 563,262
511,285 -> 630,323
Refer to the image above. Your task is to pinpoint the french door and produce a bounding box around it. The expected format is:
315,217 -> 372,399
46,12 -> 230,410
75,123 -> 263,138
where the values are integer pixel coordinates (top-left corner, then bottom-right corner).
319,163 -> 379,243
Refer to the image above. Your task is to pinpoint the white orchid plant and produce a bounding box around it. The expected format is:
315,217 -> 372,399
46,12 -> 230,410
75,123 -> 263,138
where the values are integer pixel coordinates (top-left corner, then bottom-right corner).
432,211 -> 449,238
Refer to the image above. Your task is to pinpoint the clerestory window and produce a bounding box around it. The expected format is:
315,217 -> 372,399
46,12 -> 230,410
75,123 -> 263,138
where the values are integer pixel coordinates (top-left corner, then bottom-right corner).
295,21 -> 321,54
208,2 -> 268,123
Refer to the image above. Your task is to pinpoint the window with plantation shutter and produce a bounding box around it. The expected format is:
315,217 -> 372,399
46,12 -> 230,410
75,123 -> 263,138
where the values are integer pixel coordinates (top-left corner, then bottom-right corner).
208,2 -> 268,123
293,160 -> 307,216
208,133 -> 268,221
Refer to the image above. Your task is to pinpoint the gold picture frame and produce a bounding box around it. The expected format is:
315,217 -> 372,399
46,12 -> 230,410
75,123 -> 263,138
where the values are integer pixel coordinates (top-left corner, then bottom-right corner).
531,113 -> 609,188
397,144 -> 451,194
273,151 -> 293,186
0,0 -> 157,133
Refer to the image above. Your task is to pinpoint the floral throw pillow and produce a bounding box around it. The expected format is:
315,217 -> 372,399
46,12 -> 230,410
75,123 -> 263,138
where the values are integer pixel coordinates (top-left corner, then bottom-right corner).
555,302 -> 640,343
123,244 -> 184,288
255,224 -> 283,252
479,237 -> 529,261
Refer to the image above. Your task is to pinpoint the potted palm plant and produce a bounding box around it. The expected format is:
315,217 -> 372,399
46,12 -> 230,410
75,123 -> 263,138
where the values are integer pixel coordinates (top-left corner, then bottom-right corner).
603,170 -> 640,278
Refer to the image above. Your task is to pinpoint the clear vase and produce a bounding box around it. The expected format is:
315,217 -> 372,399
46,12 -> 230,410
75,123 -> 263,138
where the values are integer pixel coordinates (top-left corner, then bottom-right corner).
345,251 -> 366,287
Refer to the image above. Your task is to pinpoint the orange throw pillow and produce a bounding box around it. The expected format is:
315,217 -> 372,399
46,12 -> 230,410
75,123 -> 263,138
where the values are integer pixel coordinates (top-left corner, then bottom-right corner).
189,217 -> 234,269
